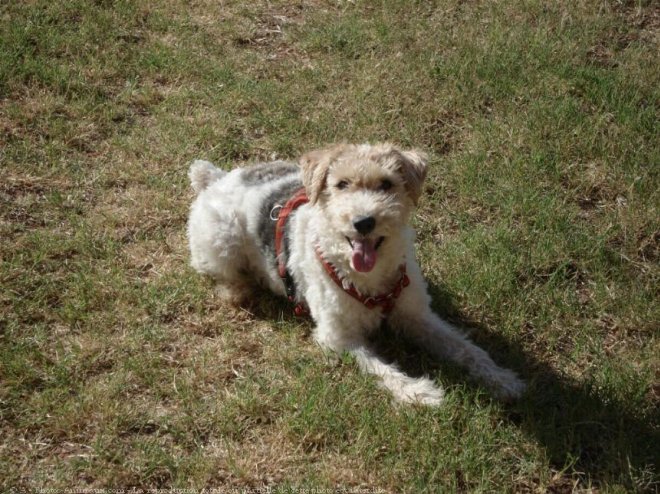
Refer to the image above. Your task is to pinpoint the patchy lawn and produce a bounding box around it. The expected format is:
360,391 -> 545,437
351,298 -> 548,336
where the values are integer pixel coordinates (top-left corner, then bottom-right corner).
1,0 -> 658,491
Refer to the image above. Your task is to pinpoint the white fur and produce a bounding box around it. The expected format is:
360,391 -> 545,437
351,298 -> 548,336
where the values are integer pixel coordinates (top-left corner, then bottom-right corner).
187,145 -> 525,405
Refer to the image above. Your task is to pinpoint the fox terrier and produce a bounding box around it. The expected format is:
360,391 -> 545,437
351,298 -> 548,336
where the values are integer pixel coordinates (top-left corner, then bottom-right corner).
187,143 -> 525,405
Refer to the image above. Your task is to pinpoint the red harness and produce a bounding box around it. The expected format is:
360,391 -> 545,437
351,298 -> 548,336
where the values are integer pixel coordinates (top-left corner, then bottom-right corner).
273,189 -> 409,316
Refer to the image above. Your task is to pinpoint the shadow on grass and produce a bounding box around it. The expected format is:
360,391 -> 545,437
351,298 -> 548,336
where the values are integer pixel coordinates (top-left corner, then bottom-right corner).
416,281 -> 657,490
249,281 -> 658,490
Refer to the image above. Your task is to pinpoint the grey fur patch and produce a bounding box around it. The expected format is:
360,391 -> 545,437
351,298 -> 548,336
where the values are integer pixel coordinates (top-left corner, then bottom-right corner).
241,161 -> 299,185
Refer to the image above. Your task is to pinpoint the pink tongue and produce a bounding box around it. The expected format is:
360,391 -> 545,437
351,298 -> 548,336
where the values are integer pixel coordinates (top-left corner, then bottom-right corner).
351,238 -> 377,273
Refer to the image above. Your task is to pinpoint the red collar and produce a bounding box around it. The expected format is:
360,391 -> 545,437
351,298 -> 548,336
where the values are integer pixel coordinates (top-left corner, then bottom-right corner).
315,246 -> 410,315
274,188 -> 410,316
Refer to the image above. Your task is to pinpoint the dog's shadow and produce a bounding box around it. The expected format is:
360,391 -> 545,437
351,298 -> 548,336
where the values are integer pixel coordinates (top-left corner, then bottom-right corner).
248,284 -> 658,489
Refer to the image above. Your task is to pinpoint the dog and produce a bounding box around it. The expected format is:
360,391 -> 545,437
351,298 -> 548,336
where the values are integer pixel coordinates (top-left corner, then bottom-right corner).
187,143 -> 525,405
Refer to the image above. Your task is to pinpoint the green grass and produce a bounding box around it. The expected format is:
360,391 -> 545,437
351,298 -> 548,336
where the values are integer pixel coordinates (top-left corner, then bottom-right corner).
1,0 -> 658,491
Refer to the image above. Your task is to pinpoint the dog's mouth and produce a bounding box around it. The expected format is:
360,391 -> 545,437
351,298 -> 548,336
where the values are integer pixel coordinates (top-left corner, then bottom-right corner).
345,236 -> 385,273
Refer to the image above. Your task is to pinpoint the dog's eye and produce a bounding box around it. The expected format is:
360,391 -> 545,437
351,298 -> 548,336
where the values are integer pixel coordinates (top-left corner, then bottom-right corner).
336,180 -> 349,190
378,179 -> 393,192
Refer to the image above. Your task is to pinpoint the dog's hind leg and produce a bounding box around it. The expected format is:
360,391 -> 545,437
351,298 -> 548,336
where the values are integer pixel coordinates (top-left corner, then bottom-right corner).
188,199 -> 253,306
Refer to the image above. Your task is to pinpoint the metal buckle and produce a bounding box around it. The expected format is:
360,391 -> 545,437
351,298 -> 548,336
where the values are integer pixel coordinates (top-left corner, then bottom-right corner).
270,204 -> 282,221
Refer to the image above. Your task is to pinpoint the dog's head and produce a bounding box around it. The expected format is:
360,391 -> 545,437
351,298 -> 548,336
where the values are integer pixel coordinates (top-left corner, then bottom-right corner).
299,143 -> 427,273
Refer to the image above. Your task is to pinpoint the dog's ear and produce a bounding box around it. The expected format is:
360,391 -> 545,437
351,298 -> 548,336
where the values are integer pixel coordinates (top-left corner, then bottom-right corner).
396,148 -> 428,205
299,144 -> 347,204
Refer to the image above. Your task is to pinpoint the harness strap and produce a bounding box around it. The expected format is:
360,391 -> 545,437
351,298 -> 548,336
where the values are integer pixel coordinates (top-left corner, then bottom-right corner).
273,188 -> 309,313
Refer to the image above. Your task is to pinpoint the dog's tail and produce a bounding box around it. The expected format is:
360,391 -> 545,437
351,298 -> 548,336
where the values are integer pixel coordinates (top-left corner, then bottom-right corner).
189,160 -> 226,194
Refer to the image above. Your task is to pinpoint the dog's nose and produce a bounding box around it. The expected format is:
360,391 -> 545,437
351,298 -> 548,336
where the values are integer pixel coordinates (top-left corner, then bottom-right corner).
353,215 -> 376,235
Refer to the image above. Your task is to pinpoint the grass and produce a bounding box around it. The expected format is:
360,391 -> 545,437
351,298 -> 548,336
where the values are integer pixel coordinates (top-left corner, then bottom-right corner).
1,0 -> 658,491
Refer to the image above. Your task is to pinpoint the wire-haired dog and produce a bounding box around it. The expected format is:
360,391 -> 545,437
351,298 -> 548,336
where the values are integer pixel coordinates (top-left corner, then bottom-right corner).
187,143 -> 525,405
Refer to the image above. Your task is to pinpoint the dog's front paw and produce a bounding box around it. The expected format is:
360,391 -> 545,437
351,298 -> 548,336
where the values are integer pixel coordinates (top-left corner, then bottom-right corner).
395,377 -> 445,406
